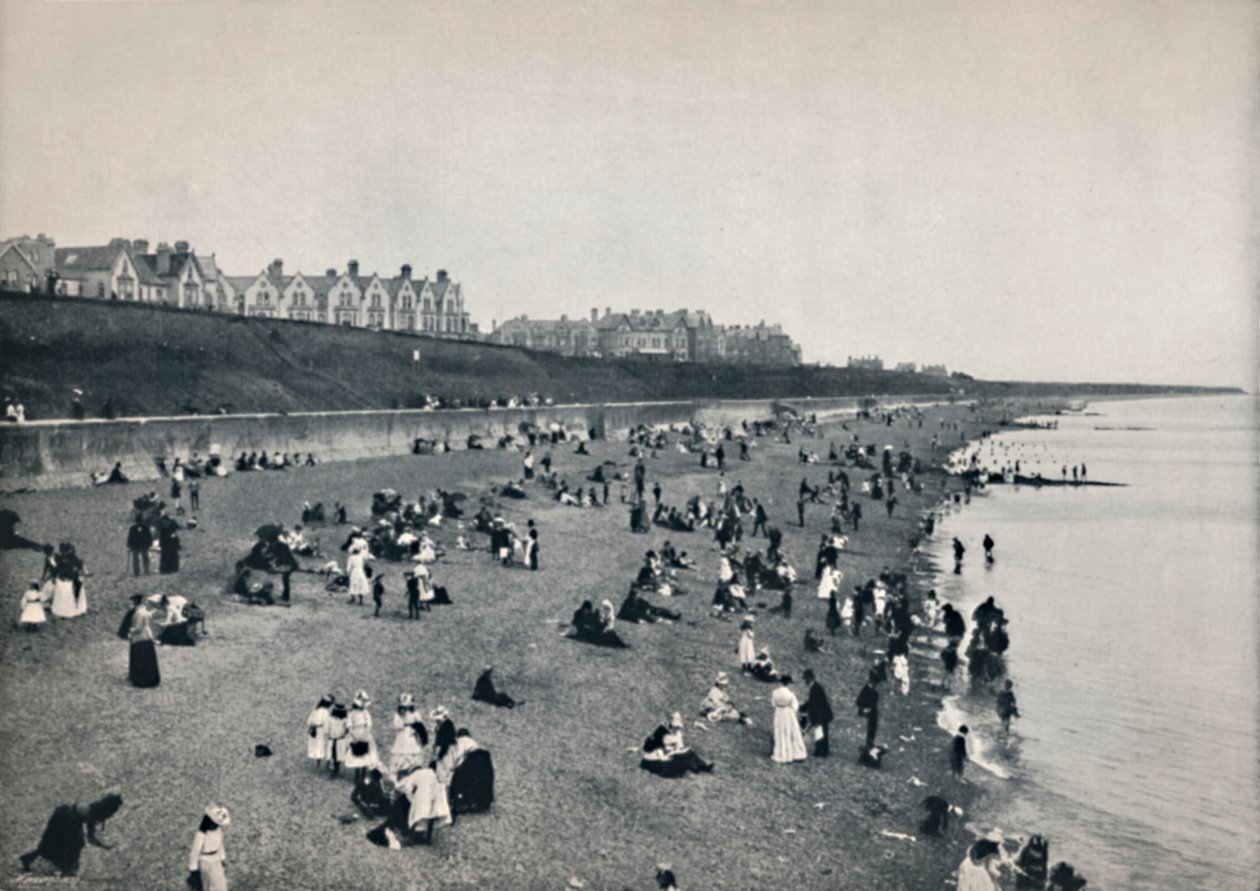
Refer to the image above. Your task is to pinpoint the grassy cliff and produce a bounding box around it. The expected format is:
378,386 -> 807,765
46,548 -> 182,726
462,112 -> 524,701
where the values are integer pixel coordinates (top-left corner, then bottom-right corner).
0,292 -> 1236,420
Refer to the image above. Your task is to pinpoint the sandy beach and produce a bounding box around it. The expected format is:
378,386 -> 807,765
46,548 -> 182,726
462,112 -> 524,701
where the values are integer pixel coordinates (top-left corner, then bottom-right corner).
0,399 -> 1061,890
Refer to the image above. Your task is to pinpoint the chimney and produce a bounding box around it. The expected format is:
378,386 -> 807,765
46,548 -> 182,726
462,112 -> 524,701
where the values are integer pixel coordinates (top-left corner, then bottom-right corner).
590,308 -> 598,322
630,309 -> 640,317
560,314 -> 568,321
326,268 -> 337,278
268,258 -> 283,278
156,242 -> 173,275
400,264 -> 412,280
133,239 -> 149,255
174,240 -> 190,253
437,269 -> 449,282
348,260 -> 359,278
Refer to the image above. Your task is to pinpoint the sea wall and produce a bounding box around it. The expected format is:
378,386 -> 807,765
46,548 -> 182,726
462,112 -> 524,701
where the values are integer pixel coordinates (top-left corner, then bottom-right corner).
0,394 -> 950,492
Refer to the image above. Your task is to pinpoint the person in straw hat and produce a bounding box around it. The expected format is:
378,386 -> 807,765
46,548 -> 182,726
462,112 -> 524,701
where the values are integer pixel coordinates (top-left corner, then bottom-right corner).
344,691 -> 378,784
700,671 -> 751,725
187,805 -> 230,891
389,693 -> 427,773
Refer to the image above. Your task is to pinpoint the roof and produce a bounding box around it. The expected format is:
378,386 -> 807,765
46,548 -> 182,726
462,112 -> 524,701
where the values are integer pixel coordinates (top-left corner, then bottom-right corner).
197,254 -> 220,282
54,245 -> 125,273
0,243 -> 39,274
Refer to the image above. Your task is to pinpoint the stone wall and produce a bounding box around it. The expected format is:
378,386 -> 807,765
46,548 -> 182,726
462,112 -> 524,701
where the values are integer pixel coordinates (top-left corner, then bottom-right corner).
0,395 -> 950,492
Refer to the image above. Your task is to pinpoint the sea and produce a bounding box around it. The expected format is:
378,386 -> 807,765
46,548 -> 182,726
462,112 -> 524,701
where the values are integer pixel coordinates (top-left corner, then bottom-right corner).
924,394 -> 1259,890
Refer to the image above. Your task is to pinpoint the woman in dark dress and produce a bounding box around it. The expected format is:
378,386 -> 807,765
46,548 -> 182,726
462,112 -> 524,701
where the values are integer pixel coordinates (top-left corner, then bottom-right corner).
19,794 -> 122,874
159,527 -> 181,575
128,596 -> 161,687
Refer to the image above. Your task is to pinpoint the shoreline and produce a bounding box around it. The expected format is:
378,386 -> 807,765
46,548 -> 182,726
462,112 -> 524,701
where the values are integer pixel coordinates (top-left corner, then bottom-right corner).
0,396 -> 1068,889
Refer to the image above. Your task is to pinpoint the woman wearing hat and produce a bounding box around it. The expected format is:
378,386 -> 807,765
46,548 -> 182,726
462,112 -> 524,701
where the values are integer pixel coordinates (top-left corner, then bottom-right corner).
188,806 -> 230,891
389,694 -> 427,773
306,694 -> 334,769
50,542 -> 87,618
344,691 -> 378,783
640,712 -> 713,777
127,595 -> 161,688
955,838 -> 1003,891
700,672 -> 749,724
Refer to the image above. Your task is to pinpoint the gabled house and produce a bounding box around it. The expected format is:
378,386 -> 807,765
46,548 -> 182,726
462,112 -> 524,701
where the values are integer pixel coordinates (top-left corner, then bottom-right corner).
54,238 -> 142,300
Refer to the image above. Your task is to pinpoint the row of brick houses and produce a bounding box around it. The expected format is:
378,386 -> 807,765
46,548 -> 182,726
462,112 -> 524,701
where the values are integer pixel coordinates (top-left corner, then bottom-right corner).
489,308 -> 800,365
0,234 -> 475,338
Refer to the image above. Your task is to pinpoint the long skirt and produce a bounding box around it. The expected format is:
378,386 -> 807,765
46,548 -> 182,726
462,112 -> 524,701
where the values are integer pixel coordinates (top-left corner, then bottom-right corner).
196,857 -> 228,891
51,579 -> 84,618
129,639 -> 161,687
159,546 -> 180,574
450,750 -> 495,814
772,706 -> 807,763
19,599 -> 47,625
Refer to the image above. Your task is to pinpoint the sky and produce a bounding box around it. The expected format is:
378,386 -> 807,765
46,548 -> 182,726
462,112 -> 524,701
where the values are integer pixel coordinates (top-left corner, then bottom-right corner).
1,0 -> 1256,387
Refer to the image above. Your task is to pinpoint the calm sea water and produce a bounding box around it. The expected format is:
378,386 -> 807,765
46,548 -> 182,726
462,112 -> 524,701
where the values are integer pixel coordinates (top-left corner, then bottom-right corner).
926,394 -> 1259,890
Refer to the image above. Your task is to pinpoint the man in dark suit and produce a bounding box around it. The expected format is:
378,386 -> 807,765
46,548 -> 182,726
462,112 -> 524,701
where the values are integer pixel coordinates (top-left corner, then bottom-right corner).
800,669 -> 834,757
127,519 -> 153,576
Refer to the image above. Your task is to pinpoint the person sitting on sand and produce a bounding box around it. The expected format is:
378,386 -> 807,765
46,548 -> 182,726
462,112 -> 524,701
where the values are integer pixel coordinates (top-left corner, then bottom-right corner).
618,586 -> 681,624
748,646 -> 780,683
700,672 -> 751,725
639,713 -> 713,777
568,599 -> 628,648
471,666 -> 517,708
955,839 -> 1003,891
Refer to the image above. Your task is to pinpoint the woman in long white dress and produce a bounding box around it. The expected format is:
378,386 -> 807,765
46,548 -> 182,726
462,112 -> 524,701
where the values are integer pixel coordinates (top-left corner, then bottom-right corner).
771,676 -> 807,764
737,619 -> 756,670
346,544 -> 370,606
50,543 -> 86,618
389,694 -> 427,772
816,564 -> 839,601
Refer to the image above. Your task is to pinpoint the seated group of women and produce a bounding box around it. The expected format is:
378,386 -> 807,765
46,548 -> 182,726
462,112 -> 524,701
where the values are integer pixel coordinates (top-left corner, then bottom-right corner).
569,599 -> 628,648
639,713 -> 713,777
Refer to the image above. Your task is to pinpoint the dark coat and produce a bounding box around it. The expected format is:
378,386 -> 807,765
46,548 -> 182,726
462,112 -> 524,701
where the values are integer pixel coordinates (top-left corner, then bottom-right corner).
803,681 -> 834,726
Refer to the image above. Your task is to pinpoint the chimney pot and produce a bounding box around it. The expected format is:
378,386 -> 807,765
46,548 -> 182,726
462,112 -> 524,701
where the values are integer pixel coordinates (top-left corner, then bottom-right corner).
133,239 -> 150,255
591,308 -> 598,322
401,264 -> 412,280
348,260 -> 359,278
326,268 -> 337,278
174,240 -> 190,253
437,269 -> 449,282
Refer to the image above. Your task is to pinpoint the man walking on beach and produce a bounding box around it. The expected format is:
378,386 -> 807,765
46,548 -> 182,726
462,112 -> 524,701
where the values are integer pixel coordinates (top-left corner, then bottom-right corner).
797,496 -> 806,527
952,537 -> 966,574
982,534 -> 995,565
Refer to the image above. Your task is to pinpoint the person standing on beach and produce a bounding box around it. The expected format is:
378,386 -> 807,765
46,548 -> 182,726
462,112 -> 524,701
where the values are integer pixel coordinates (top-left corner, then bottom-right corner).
800,669 -> 834,757
952,537 -> 966,574
770,676 -> 807,764
982,534 -> 995,565
856,670 -> 880,750
951,725 -> 970,780
126,518 -> 152,577
796,496 -> 806,527
996,681 -> 1019,733
188,805 -> 230,891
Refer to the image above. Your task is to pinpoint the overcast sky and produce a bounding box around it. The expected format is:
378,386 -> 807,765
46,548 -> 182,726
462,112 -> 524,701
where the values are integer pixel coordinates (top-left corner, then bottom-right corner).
1,0 -> 1256,386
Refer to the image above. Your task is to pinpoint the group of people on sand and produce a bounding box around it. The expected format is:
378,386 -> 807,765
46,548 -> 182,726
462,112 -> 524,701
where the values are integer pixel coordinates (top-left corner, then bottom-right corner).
17,541 -> 88,630
305,686 -> 497,850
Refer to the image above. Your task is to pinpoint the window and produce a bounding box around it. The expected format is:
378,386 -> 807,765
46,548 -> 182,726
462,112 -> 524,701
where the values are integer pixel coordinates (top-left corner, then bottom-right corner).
371,293 -> 381,308
403,296 -> 412,309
